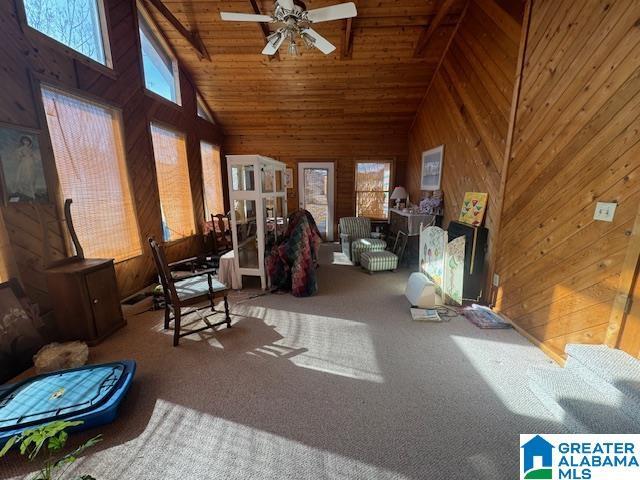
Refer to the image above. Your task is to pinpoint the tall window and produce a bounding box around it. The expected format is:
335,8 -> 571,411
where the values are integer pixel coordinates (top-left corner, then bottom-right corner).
200,142 -> 224,218
196,94 -> 214,123
22,0 -> 111,66
150,124 -> 195,241
42,86 -> 142,261
138,8 -> 180,104
355,162 -> 391,220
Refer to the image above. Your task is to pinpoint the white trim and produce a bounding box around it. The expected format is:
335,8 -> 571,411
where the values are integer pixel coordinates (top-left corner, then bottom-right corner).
298,162 -> 335,241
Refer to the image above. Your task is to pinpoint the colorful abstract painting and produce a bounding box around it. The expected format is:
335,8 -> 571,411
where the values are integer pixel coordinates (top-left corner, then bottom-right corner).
419,225 -> 447,293
459,192 -> 488,227
445,236 -> 465,306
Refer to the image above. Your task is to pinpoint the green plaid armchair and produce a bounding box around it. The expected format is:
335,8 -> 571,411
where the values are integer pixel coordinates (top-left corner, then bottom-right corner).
339,217 -> 386,264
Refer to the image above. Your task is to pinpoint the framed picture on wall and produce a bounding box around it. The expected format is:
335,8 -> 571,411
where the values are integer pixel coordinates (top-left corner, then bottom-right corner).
420,145 -> 444,191
0,124 -> 48,204
285,167 -> 294,189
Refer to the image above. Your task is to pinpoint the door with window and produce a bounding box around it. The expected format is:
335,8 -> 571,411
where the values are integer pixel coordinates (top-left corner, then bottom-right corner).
298,162 -> 335,241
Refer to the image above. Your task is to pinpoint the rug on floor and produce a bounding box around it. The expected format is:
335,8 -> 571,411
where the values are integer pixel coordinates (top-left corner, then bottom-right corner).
461,304 -> 512,329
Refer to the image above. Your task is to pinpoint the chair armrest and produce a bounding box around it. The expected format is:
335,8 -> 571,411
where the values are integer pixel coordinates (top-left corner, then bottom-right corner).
171,268 -> 218,281
340,233 -> 351,241
168,256 -> 199,268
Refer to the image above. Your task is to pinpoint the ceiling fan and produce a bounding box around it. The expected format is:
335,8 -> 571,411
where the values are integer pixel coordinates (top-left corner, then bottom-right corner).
220,0 -> 357,56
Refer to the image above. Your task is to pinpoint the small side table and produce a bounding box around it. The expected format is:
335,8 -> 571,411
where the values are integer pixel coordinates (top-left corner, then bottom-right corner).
219,250 -> 241,289
45,258 -> 125,345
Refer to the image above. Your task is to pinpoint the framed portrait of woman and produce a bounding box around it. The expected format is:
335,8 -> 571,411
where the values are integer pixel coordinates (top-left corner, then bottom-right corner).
0,123 -> 49,204
420,145 -> 444,191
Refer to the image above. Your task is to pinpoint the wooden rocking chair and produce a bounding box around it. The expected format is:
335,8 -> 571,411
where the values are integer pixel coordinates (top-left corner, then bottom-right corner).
148,237 -> 231,346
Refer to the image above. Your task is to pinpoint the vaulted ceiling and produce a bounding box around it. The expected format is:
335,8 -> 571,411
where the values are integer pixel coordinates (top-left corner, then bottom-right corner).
144,0 -> 468,154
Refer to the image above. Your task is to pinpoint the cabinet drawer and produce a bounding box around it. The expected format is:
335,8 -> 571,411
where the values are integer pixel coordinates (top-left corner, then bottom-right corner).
85,266 -> 123,338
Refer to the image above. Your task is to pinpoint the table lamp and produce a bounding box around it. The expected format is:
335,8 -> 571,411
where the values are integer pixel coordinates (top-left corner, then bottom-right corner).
390,186 -> 408,208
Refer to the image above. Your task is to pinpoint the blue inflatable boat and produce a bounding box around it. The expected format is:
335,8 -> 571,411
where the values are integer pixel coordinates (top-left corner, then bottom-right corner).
0,360 -> 136,445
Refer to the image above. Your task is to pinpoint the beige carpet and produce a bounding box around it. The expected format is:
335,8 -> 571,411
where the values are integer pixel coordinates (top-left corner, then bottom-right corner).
0,245 -> 564,480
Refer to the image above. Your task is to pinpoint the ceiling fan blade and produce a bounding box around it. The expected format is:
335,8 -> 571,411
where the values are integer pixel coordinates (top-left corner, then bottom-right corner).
301,28 -> 336,54
306,2 -> 357,23
220,12 -> 273,22
277,0 -> 295,10
262,33 -> 286,55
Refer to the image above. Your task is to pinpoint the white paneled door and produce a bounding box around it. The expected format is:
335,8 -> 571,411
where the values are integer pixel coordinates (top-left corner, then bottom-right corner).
298,162 -> 335,241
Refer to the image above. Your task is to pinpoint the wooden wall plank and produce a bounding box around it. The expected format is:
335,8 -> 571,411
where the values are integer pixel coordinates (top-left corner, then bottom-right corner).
0,0 -> 223,302
407,0 -> 524,292
494,0 -> 640,359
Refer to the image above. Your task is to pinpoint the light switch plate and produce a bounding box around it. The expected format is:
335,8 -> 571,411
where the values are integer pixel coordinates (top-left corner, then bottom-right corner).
493,273 -> 500,287
593,202 -> 617,222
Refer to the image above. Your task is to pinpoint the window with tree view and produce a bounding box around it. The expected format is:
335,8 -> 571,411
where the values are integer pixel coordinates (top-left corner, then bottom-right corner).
355,162 -> 391,220
22,0 -> 110,66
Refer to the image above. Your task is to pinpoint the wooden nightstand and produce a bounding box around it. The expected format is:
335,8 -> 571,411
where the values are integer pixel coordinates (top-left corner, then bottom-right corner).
45,258 -> 125,345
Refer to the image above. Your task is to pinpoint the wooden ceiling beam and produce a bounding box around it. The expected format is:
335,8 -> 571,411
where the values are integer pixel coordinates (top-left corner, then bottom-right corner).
413,0 -> 457,57
145,0 -> 210,60
249,0 -> 280,61
341,18 -> 354,60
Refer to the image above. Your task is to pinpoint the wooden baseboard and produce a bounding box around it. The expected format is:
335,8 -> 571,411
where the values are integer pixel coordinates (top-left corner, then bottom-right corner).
504,315 -> 566,366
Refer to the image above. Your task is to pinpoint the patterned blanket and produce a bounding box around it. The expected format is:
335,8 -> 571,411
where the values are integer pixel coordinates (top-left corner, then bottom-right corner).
267,210 -> 322,297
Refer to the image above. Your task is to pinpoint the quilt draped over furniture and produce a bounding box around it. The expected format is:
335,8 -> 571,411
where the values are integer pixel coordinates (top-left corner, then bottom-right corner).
267,210 -> 322,297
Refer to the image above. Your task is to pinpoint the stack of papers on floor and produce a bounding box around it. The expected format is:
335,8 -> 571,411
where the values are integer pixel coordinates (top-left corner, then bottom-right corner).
410,307 -> 443,322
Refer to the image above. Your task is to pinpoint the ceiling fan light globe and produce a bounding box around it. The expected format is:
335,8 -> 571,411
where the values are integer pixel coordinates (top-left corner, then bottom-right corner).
288,42 -> 299,56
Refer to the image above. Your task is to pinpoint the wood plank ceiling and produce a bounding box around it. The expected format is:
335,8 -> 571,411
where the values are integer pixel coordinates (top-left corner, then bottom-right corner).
144,0 -> 468,152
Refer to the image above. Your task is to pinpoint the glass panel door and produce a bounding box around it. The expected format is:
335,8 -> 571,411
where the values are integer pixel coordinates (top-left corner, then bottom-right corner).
298,162 -> 334,241
233,199 -> 258,269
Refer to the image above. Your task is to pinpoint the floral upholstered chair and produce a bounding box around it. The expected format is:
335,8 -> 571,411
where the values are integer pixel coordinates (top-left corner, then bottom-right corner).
338,217 -> 387,265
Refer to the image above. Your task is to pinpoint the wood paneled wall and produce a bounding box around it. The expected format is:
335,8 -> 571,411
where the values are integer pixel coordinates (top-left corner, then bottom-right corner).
224,139 -> 407,225
494,0 -> 640,359
406,0 -> 524,279
407,0 -> 640,360
0,0 -> 223,303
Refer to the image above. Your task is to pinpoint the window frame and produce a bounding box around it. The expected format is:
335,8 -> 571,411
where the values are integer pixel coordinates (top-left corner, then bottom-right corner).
136,3 -> 182,106
39,83 -> 144,263
354,160 -> 394,221
149,121 -> 196,244
196,93 -> 214,124
16,0 -> 114,73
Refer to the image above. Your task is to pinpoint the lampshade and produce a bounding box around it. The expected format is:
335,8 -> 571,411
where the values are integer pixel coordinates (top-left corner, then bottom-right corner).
390,186 -> 408,200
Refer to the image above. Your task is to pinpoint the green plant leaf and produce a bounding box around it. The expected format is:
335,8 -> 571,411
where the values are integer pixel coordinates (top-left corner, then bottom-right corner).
0,436 -> 17,457
48,430 -> 68,452
53,435 -> 102,469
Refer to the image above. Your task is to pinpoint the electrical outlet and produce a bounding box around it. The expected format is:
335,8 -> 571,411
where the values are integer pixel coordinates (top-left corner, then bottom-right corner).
593,202 -> 617,222
493,273 -> 500,287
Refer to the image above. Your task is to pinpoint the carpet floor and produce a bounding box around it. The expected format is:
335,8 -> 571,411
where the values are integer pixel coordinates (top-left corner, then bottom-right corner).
0,245 -> 565,480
